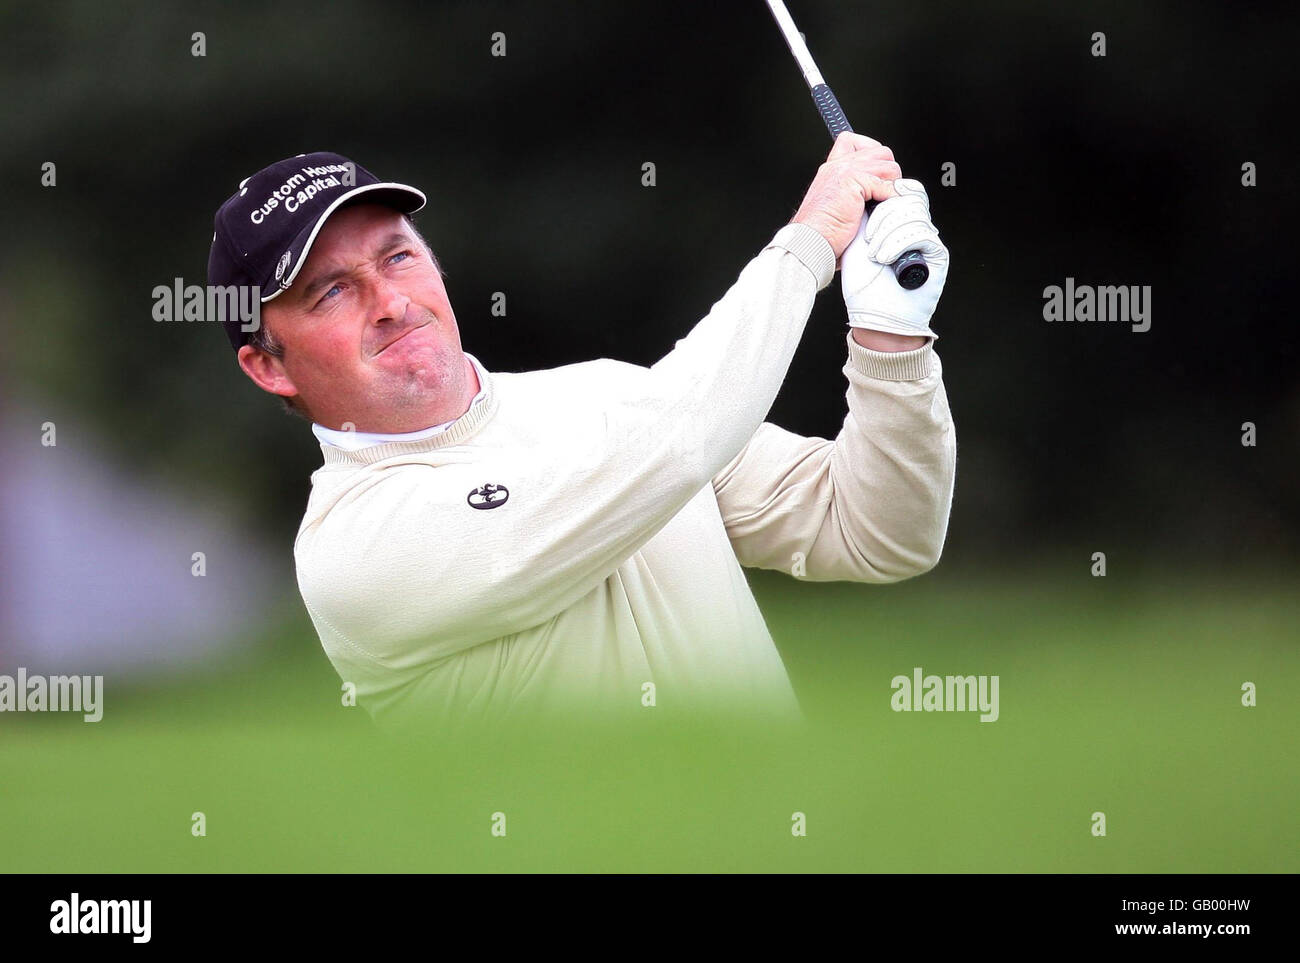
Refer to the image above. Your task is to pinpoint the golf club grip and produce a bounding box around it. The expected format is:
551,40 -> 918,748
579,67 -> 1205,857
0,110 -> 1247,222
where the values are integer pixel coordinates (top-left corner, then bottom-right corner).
810,84 -> 930,290
810,83 -> 853,138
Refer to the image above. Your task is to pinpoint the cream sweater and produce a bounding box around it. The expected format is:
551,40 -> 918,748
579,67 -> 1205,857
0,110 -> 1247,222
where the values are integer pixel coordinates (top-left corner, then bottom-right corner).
294,223 -> 957,731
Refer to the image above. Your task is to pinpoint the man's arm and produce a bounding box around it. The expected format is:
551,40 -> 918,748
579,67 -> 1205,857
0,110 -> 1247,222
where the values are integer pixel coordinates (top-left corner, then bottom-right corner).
851,329 -> 927,352
709,132 -> 958,582
712,330 -> 956,582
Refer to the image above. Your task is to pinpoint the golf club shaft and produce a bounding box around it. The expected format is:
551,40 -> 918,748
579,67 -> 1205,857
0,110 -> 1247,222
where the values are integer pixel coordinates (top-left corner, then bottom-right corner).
764,0 -> 929,289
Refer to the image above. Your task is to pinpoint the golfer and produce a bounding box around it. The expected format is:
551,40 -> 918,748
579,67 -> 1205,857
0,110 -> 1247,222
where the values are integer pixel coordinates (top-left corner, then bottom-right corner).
208,137 -> 956,729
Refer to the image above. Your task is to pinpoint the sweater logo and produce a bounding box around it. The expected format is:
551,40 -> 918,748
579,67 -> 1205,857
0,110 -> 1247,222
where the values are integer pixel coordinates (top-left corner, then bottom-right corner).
467,482 -> 509,510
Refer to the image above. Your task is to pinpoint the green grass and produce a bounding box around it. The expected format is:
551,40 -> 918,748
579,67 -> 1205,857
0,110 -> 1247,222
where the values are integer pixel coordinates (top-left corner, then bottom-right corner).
2,563 -> 1296,872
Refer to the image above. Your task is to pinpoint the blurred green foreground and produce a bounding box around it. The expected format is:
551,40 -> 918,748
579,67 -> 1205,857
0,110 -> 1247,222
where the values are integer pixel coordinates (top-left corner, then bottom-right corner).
2,561 -> 1296,873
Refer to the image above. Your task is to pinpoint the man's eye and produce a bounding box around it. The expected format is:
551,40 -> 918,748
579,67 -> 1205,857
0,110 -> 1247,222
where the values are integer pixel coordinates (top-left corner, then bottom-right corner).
389,250 -> 412,265
314,284 -> 341,308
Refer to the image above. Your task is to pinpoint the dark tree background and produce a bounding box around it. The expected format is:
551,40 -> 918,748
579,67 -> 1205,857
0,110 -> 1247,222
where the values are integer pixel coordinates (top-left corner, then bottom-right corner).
2,0 -> 1295,571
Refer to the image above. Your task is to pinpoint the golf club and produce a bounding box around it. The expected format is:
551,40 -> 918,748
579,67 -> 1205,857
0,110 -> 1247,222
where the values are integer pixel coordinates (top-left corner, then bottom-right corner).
764,0 -> 930,289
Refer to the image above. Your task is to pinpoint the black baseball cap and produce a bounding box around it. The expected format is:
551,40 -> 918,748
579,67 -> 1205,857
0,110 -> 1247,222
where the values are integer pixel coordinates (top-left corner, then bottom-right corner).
207,151 -> 426,351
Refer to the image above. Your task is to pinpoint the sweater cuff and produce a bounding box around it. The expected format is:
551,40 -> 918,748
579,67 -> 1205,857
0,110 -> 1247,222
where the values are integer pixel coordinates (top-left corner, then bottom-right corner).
765,223 -> 836,292
846,330 -> 935,381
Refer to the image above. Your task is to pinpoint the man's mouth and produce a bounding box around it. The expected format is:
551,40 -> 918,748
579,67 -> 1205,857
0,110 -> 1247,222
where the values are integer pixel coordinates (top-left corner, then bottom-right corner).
374,321 -> 429,356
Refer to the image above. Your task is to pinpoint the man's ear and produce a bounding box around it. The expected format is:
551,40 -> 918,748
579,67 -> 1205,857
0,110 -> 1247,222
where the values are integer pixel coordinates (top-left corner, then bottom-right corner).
237,344 -> 299,401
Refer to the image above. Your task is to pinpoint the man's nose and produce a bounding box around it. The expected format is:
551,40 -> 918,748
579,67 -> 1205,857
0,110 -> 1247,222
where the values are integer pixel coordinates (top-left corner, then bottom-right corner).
371,276 -> 411,325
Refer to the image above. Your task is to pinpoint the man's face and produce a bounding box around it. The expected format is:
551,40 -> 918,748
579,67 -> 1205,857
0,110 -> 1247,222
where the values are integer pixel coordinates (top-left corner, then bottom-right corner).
238,203 -> 475,432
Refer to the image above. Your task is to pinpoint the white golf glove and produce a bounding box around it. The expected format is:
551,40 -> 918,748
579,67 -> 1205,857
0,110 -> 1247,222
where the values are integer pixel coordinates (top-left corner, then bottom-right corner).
841,178 -> 949,341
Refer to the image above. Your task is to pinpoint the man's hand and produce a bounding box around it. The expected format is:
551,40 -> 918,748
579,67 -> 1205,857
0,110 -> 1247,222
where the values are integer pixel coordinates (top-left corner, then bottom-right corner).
841,178 -> 949,341
790,131 -> 902,268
